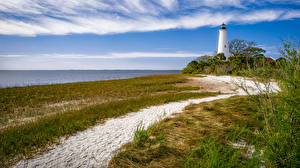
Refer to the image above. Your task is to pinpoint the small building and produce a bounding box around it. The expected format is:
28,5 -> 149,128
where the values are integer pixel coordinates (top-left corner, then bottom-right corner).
267,57 -> 275,62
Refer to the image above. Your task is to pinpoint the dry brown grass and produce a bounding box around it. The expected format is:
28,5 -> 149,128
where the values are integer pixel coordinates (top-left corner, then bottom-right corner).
0,74 -> 200,130
109,96 -> 262,168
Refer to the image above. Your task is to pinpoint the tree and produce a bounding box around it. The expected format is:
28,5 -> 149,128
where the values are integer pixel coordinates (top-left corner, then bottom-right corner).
195,55 -> 213,62
181,61 -> 199,74
244,47 -> 266,58
214,53 -> 226,60
229,39 -> 256,56
182,38 -> 274,75
244,47 -> 266,68
229,55 -> 247,71
198,61 -> 209,71
187,61 -> 198,69
276,57 -> 287,65
253,55 -> 267,68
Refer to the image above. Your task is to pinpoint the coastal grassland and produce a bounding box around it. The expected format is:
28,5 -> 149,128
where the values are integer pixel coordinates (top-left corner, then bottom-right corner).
110,96 -> 263,167
0,91 -> 217,167
0,74 -> 200,129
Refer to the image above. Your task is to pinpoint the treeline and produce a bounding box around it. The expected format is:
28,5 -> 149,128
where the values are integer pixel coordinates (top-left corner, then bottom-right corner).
182,39 -> 286,75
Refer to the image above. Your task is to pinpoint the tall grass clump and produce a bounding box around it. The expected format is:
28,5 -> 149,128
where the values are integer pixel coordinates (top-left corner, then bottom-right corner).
243,39 -> 300,167
133,122 -> 150,146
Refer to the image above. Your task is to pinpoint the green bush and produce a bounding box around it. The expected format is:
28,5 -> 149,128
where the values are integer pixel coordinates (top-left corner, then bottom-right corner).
243,38 -> 300,167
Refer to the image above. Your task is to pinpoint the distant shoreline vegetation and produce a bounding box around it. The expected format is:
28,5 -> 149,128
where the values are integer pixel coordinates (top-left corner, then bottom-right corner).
182,39 -> 283,76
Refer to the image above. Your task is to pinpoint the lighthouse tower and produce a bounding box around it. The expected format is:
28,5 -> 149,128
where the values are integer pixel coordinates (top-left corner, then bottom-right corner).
217,23 -> 230,59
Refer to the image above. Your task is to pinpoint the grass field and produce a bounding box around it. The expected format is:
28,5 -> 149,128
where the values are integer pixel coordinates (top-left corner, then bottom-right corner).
0,74 -> 198,129
110,96 -> 263,167
0,74 -> 217,167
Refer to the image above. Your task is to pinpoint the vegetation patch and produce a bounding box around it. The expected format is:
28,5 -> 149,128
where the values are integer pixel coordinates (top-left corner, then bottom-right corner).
182,39 -> 280,76
0,92 -> 217,167
109,96 -> 263,167
0,74 -> 198,129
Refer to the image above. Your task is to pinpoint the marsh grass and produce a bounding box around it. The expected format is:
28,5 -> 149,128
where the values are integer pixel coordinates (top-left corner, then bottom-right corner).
0,74 -> 199,129
0,92 -> 217,167
109,96 -> 263,167
133,123 -> 150,146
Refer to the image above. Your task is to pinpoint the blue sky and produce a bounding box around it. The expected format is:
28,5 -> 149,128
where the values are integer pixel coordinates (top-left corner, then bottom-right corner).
0,0 -> 299,70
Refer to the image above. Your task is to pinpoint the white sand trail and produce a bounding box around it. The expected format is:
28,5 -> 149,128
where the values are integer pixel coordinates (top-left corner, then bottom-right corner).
13,76 -> 279,168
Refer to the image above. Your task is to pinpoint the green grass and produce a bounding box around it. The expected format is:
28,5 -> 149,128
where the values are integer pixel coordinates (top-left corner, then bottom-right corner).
0,74 -> 199,128
133,123 -> 150,146
0,92 -> 217,167
183,135 -> 261,168
0,74 -> 188,109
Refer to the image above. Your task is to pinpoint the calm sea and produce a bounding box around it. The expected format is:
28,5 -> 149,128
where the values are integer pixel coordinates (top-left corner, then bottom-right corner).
0,70 -> 180,88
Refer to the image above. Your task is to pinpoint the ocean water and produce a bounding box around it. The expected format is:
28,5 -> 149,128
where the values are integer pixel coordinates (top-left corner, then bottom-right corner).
0,70 -> 180,88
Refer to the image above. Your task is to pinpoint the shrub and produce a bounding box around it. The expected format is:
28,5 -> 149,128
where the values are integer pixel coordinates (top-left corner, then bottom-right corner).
241,38 -> 300,167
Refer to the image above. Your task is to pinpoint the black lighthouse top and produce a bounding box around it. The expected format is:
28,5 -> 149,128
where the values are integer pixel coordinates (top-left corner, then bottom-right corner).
220,23 -> 226,30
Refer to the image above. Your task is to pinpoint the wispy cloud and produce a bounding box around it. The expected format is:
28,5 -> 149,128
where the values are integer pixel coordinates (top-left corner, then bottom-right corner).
0,51 -> 207,59
0,51 -> 203,70
182,0 -> 246,8
0,0 -> 299,36
257,44 -> 281,57
0,54 -> 24,58
280,10 -> 300,20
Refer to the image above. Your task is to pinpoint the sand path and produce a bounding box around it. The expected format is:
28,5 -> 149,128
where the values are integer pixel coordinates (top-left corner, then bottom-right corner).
13,75 -> 279,168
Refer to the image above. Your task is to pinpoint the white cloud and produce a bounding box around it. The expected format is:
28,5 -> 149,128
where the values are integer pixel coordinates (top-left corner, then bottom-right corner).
158,0 -> 178,10
257,45 -> 280,56
281,10 -> 300,20
184,0 -> 245,8
0,19 -> 49,36
263,0 -> 300,4
0,52 -> 207,59
0,0 -> 299,36
53,52 -> 204,58
0,52 -> 202,70
0,54 -> 24,58
236,10 -> 284,23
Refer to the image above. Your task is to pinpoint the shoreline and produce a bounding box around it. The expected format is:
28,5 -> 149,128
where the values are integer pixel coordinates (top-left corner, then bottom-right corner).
0,70 -> 180,88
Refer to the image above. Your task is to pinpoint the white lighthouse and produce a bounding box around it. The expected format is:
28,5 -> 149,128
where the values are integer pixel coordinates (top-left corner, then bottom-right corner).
217,23 -> 230,59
